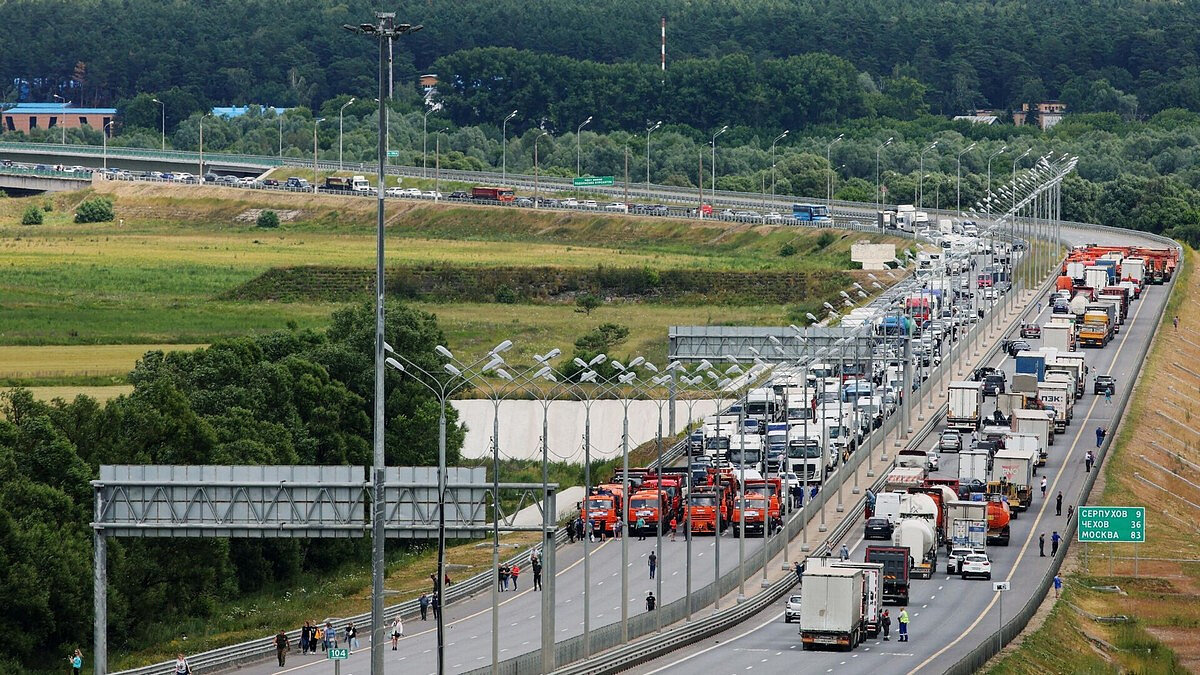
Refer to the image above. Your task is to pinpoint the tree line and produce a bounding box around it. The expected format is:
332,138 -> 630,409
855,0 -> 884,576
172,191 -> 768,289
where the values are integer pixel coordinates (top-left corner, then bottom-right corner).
0,302 -> 467,673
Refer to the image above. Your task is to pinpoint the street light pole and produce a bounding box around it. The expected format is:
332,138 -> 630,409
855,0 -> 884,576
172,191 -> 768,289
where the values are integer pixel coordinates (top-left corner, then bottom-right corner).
771,130 -> 789,209
576,115 -> 592,177
151,98 -> 165,150
103,121 -> 113,171
986,146 -> 1008,218
826,134 -> 844,206
534,130 -> 549,207
712,125 -> 728,195
646,120 -> 662,196
876,137 -> 893,210
502,110 -> 517,185
342,14 -> 423,675
339,98 -> 355,170
53,95 -> 70,145
278,115 -> 283,158
199,113 -> 212,179
313,118 -> 325,193
957,142 -> 976,214
919,141 -> 939,208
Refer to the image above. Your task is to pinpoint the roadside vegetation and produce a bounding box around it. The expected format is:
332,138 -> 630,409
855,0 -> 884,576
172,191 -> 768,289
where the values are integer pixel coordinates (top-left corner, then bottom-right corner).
988,247 -> 1199,674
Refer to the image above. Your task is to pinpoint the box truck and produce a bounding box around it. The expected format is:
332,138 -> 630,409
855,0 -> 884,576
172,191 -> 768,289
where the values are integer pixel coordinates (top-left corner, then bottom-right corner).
799,567 -> 867,651
945,500 -> 988,551
806,559 -> 884,638
947,381 -> 984,431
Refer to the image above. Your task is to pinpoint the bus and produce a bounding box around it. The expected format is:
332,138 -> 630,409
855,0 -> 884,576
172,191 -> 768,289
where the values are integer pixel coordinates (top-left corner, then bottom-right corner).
792,203 -> 832,223
471,186 -> 515,202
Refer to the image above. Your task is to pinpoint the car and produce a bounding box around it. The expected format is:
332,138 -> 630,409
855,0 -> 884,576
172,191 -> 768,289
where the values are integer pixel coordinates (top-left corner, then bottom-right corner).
514,197 -> 534,207
1020,323 -> 1042,339
763,212 -> 784,223
946,547 -> 975,574
605,202 -> 629,212
1052,300 -> 1070,314
448,191 -> 470,200
1094,375 -> 1117,395
939,430 -> 962,452
982,373 -> 1006,396
1006,339 -> 1032,357
926,452 -> 940,472
864,517 -> 894,540
284,177 -> 309,189
262,179 -> 280,187
384,187 -> 404,197
559,198 -> 579,207
401,187 -> 422,197
972,366 -> 1000,382
960,553 -> 992,580
422,190 -> 443,200
579,199 -> 598,208
785,594 -> 803,623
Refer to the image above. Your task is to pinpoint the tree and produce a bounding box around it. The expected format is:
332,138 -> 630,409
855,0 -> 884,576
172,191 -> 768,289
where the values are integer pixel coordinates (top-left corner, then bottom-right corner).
21,205 -> 43,225
575,292 -> 602,315
74,197 -> 114,223
256,210 -> 280,228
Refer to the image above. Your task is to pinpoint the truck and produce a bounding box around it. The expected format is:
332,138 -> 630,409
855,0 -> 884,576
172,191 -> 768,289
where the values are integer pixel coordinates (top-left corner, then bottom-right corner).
730,492 -> 774,536
1037,381 -> 1072,432
873,491 -> 937,527
1085,265 -> 1112,291
995,392 -> 1027,422
1086,303 -> 1117,330
884,466 -> 927,490
1042,323 -> 1075,353
1012,408 -> 1055,448
1005,432 -> 1044,467
947,381 -> 984,431
977,493 -> 1012,545
1045,372 -> 1077,410
627,489 -> 666,536
1014,351 -> 1049,381
471,186 -> 516,202
1123,257 -> 1146,285
1047,355 -> 1085,398
865,546 -> 911,604
686,487 -> 723,534
799,567 -> 867,651
807,558 -> 885,638
945,500 -> 988,551
582,484 -> 625,537
1097,295 -> 1125,329
1078,310 -> 1113,347
990,447 -> 1037,512
1065,261 -> 1087,286
958,449 -> 990,488
892,519 -> 938,579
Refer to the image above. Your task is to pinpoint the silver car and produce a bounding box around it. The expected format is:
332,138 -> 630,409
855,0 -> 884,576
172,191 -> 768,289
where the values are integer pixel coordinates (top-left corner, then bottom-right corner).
785,593 -> 802,623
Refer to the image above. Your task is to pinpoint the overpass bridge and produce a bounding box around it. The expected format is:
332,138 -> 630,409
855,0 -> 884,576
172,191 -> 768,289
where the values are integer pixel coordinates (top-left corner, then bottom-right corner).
0,165 -> 93,193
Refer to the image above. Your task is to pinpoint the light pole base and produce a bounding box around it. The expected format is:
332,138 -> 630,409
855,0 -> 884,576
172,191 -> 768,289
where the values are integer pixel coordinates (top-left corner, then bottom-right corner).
801,543 -> 810,551
852,486 -> 861,494
781,562 -> 793,571
866,470 -> 875,477
819,524 -> 828,532
736,594 -> 747,603
761,579 -> 771,589
836,505 -> 845,513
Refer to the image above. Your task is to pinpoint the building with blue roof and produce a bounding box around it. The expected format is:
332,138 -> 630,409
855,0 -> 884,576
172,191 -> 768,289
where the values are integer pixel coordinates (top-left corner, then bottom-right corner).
3,102 -> 116,135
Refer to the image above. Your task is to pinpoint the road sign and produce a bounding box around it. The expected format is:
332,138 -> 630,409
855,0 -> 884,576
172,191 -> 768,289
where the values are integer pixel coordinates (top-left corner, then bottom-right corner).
328,648 -> 349,660
387,150 -> 399,158
573,175 -> 614,187
992,581 -> 1010,592
1077,506 -> 1145,543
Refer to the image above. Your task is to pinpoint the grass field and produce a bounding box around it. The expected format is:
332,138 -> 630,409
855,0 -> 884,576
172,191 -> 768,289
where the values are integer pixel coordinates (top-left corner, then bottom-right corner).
988,247 -> 1199,674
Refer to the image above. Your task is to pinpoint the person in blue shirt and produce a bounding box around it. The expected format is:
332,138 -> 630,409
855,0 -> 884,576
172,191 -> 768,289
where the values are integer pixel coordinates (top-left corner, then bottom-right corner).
69,649 -> 83,674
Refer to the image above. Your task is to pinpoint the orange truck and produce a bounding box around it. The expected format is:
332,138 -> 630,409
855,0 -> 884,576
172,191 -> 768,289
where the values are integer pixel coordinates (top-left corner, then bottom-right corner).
641,474 -> 684,518
730,493 -> 775,536
687,487 -> 724,534
581,484 -> 624,537
628,489 -> 667,536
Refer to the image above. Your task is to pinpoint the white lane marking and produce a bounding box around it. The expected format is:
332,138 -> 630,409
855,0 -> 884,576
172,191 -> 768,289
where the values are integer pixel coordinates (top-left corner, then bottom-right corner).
639,610 -> 784,674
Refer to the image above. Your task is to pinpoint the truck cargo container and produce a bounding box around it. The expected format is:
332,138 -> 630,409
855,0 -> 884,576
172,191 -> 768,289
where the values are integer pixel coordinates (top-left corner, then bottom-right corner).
990,447 -> 1037,512
865,546 -> 911,605
1042,323 -> 1075,353
1011,373 -> 1039,395
1014,351 -> 1049,382
1005,432 -> 1044,467
1078,311 -> 1113,347
799,567 -> 867,651
945,500 -> 989,551
947,381 -> 984,431
1085,266 -> 1111,291
1011,408 -> 1055,448
1037,381 -> 1072,432
806,559 -> 884,638
958,450 -> 990,486
1122,258 -> 1146,285
884,466 -> 927,490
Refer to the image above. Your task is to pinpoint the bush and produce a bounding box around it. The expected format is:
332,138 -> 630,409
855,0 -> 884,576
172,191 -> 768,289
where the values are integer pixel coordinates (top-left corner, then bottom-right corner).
816,231 -> 836,249
494,284 -> 517,304
21,205 -> 43,225
42,200 -> 53,212
74,197 -> 114,223
256,210 -> 280,228
779,242 -> 797,257
575,292 -> 602,315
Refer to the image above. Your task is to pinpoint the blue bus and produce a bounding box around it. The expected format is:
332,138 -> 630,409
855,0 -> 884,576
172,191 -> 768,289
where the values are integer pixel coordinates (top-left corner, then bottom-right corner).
792,203 -> 832,223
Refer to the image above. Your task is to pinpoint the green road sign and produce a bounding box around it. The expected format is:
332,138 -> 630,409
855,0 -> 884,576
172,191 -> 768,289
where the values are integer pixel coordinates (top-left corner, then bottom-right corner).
1077,506 -> 1145,543
387,150 -> 399,158
327,648 -> 349,660
573,175 -> 615,187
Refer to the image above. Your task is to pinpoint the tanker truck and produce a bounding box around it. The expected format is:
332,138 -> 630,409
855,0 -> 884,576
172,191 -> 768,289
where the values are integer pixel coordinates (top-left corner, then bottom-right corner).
892,518 -> 938,579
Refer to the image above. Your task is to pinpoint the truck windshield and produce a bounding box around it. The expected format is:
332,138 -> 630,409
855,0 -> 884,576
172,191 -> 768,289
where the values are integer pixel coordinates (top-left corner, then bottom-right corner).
787,444 -> 822,459
728,450 -> 762,463
705,437 -> 730,451
585,498 -> 610,510
690,495 -> 717,507
630,498 -> 658,510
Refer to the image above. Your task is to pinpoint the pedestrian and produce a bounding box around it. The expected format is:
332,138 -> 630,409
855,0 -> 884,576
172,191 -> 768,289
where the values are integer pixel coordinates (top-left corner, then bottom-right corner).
274,630 -> 289,667
1051,530 -> 1062,556
391,616 -> 403,649
445,572 -> 453,587
299,620 -> 311,654
670,517 -> 678,542
575,518 -> 585,542
1056,491 -> 1063,516
794,560 -> 803,584
594,519 -> 605,542
898,607 -> 910,642
568,518 -> 576,543
637,516 -> 647,541
616,517 -> 623,539
1054,574 -> 1063,598
69,649 -> 83,675
1039,532 -> 1045,557
499,564 -> 510,591
645,591 -> 657,612
810,485 -> 819,500
1041,476 -> 1047,498
648,551 -> 657,579
1174,315 -> 1179,330
1105,389 -> 1112,406
346,622 -> 359,653
1068,504 -> 1074,520
432,592 -> 441,620
1094,426 -> 1105,450
173,653 -> 192,675
881,610 -> 891,640
307,620 -> 319,653
1085,450 -> 1095,473
419,593 -> 429,621
511,564 -> 520,591
839,544 -> 849,561
324,620 -> 337,650
532,555 -> 543,591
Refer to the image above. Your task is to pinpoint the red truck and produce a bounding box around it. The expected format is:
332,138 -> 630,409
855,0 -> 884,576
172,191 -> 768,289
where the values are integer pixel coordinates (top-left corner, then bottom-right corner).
471,186 -> 515,202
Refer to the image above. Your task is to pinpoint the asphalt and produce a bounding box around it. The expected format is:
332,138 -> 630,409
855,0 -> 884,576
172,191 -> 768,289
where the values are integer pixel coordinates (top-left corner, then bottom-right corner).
628,227 -> 1167,675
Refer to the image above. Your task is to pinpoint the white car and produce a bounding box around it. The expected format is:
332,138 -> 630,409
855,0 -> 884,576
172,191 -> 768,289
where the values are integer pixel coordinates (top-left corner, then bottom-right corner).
422,190 -> 443,199
946,547 -> 974,574
926,452 -> 939,472
559,198 -> 579,207
605,202 -> 628,212
960,553 -> 992,580
580,199 -> 598,208
384,187 -> 404,197
763,212 -> 784,223
401,187 -> 422,197
785,594 -> 802,623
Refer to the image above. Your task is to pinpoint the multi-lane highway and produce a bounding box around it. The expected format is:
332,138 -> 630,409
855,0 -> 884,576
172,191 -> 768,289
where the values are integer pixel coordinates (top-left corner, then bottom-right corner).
629,226 -> 1170,675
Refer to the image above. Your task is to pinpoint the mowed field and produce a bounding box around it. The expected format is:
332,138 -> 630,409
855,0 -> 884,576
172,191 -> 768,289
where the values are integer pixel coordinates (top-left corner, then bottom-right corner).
0,180 -> 904,390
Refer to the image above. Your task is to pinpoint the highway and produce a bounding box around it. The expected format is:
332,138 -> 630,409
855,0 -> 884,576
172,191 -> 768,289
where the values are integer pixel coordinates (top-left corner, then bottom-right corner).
629,226 -> 1168,675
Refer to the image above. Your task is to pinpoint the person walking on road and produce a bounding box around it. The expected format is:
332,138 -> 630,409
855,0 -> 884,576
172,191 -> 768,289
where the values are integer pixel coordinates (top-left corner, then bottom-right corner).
1068,504 -> 1075,520
794,560 -> 804,584
532,555 -> 543,591
346,621 -> 359,653
324,620 -> 337,650
432,592 -> 441,621
299,620 -> 311,655
670,517 -> 678,542
637,516 -> 647,541
839,544 -> 849,561
391,616 -> 404,650
648,551 -> 658,579
1041,476 -> 1048,498
1105,389 -> 1112,406
1051,530 -> 1062,556
1039,533 -> 1046,557
511,564 -> 520,591
1095,426 -> 1106,449
881,610 -> 891,640
645,591 -> 657,612
419,593 -> 429,621
898,608 -> 910,642
1085,450 -> 1095,473
498,564 -> 510,592
1054,574 -> 1063,598
69,649 -> 83,675
173,653 -> 192,674
616,517 -> 623,539
274,631 -> 289,667
1056,491 -> 1063,516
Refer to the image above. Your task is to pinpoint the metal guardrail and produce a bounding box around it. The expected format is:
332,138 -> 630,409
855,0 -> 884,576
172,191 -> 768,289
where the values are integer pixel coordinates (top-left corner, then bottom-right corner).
0,165 -> 92,179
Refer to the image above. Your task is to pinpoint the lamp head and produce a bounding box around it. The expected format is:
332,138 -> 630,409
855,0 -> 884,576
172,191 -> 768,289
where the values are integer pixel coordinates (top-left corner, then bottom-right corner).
435,345 -> 454,360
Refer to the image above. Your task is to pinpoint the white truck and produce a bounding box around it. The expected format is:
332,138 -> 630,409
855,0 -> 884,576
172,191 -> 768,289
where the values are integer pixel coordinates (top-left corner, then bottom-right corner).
884,466 -> 927,490
945,500 -> 988,551
1123,258 -> 1146,285
1085,266 -> 1110,291
958,450 -> 990,486
1048,354 -> 1086,398
805,559 -> 884,639
893,518 -> 938,579
1037,381 -> 1072,432
1045,372 -> 1077,409
1005,432 -> 1044,467
991,447 -> 1037,512
873,491 -> 938,526
1042,323 -> 1075,353
1011,408 -> 1055,448
799,567 -> 867,651
947,381 -> 984,431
